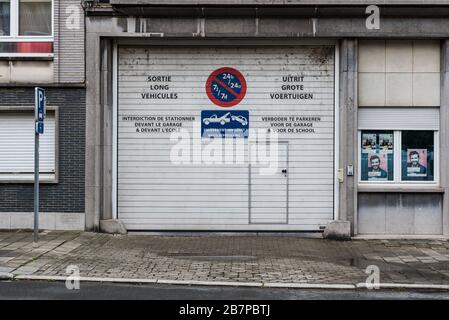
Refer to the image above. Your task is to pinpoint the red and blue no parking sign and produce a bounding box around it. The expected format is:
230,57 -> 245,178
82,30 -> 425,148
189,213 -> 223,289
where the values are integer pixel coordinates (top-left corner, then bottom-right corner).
206,67 -> 247,107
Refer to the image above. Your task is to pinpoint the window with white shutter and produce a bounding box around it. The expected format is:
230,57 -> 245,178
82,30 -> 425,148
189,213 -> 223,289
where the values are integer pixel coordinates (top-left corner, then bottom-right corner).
0,110 -> 56,182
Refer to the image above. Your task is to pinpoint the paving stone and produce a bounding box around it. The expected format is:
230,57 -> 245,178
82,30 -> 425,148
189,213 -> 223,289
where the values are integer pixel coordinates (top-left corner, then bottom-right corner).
0,231 -> 449,285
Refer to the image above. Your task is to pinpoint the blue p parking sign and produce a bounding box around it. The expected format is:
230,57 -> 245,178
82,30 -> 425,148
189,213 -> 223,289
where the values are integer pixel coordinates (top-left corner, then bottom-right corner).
34,87 -> 46,243
35,87 -> 45,134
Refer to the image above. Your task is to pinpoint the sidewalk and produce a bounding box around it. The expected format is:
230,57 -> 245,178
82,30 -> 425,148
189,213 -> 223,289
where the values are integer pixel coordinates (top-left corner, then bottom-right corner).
1,231 -> 449,288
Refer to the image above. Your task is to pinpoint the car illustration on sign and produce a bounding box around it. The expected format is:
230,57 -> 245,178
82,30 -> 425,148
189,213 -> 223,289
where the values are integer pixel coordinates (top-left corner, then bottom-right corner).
231,115 -> 248,126
202,112 -> 231,125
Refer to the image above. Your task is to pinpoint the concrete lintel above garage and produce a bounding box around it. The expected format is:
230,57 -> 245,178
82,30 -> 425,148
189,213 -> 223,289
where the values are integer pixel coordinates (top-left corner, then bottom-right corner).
104,3 -> 449,19
109,0 -> 449,6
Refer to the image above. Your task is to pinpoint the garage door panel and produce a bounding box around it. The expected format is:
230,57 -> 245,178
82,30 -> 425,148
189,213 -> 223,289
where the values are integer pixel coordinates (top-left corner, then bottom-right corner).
121,223 -> 327,231
119,148 -> 333,157
118,155 -> 334,162
117,46 -> 335,231
119,212 -> 333,220
118,100 -> 334,107
118,142 -> 334,150
119,172 -> 333,179
117,160 -> 334,167
118,194 -> 249,202
117,184 -> 333,192
119,68 -> 333,76
118,89 -> 334,98
121,218 -> 252,225
118,207 -> 332,214
118,180 -> 333,186
119,166 -> 331,174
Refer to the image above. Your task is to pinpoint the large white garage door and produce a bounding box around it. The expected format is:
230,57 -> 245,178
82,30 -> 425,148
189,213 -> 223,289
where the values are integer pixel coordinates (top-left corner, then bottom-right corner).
117,46 -> 335,231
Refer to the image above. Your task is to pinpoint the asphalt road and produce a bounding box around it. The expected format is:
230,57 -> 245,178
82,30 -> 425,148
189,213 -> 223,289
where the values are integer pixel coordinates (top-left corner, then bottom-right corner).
0,280 -> 448,300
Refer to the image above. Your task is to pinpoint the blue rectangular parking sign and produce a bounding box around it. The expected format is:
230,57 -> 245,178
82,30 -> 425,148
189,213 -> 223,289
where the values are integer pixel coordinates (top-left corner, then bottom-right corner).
201,110 -> 249,138
35,87 -> 45,134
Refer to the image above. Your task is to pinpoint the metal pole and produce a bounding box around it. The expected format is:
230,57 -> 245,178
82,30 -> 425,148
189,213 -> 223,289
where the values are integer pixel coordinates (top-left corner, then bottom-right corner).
34,124 -> 39,243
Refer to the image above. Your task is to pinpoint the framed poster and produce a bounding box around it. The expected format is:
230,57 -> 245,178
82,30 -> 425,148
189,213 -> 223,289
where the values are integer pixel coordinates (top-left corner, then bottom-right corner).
367,152 -> 388,181
406,149 -> 427,177
361,133 -> 377,153
379,133 -> 394,154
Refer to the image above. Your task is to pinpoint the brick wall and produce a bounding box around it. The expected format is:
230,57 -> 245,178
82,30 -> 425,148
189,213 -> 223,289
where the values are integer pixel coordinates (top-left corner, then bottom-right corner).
0,87 -> 85,213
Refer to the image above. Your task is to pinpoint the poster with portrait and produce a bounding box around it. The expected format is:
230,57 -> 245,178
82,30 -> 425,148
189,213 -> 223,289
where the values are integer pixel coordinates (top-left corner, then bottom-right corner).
367,152 -> 388,181
362,133 -> 377,153
406,149 -> 427,177
379,133 -> 393,153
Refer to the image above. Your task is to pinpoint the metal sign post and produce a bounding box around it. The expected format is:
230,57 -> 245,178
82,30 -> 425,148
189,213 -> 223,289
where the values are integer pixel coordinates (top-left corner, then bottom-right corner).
34,87 -> 45,243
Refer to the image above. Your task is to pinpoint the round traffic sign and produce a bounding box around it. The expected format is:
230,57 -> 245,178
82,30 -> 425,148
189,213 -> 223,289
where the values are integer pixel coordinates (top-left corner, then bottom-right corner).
205,67 -> 247,107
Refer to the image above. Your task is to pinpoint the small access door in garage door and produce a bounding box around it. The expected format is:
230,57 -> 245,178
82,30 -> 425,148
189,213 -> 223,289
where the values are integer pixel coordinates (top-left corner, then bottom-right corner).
250,142 -> 289,224
116,45 -> 336,231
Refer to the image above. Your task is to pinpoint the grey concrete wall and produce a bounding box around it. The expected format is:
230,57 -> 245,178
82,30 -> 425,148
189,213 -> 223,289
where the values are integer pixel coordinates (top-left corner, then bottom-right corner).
110,1 -> 449,5
358,193 -> 443,235
85,29 -> 101,231
338,39 -> 358,234
85,25 -> 116,230
100,38 -> 114,222
84,15 -> 449,39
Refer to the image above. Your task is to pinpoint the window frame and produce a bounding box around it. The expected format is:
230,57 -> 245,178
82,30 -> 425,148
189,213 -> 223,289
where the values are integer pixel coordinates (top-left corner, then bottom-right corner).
0,0 -> 54,57
358,129 -> 439,187
0,106 -> 59,183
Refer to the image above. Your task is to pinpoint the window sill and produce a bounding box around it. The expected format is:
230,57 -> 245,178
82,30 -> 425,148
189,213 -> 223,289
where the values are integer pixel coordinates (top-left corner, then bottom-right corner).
0,173 -> 57,184
358,185 -> 444,193
0,53 -> 54,61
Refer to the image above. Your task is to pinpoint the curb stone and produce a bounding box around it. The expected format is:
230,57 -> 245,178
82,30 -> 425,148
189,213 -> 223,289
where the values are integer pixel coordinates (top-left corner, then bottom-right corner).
10,275 -> 449,291
0,273 -> 14,280
356,282 -> 449,290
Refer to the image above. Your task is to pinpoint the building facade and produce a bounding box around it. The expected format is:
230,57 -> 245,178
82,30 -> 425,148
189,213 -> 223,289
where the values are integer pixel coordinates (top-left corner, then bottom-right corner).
0,0 -> 86,230
83,0 -> 449,237
1,0 -> 449,237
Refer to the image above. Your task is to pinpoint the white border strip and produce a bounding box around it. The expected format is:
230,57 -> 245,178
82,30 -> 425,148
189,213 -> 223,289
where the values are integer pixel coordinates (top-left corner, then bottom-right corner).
9,275 -> 449,291
112,42 -> 118,220
333,43 -> 340,221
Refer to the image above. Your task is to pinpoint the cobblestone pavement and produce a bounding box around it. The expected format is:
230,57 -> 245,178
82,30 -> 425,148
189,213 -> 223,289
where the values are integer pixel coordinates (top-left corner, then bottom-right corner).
1,231 -> 449,285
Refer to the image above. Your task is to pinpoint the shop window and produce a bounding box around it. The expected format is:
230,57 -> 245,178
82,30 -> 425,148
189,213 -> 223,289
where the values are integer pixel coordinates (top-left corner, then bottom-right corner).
401,131 -> 434,182
359,130 -> 437,184
360,130 -> 394,182
0,0 -> 53,56
0,110 -> 57,182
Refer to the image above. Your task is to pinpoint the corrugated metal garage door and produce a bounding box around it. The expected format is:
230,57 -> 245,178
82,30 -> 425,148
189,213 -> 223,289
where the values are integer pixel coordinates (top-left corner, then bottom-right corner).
117,46 -> 335,231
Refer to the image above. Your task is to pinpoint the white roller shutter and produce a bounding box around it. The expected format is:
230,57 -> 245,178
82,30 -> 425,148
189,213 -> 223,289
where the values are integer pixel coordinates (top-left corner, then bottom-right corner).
358,108 -> 440,130
117,46 -> 335,231
0,112 -> 56,174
